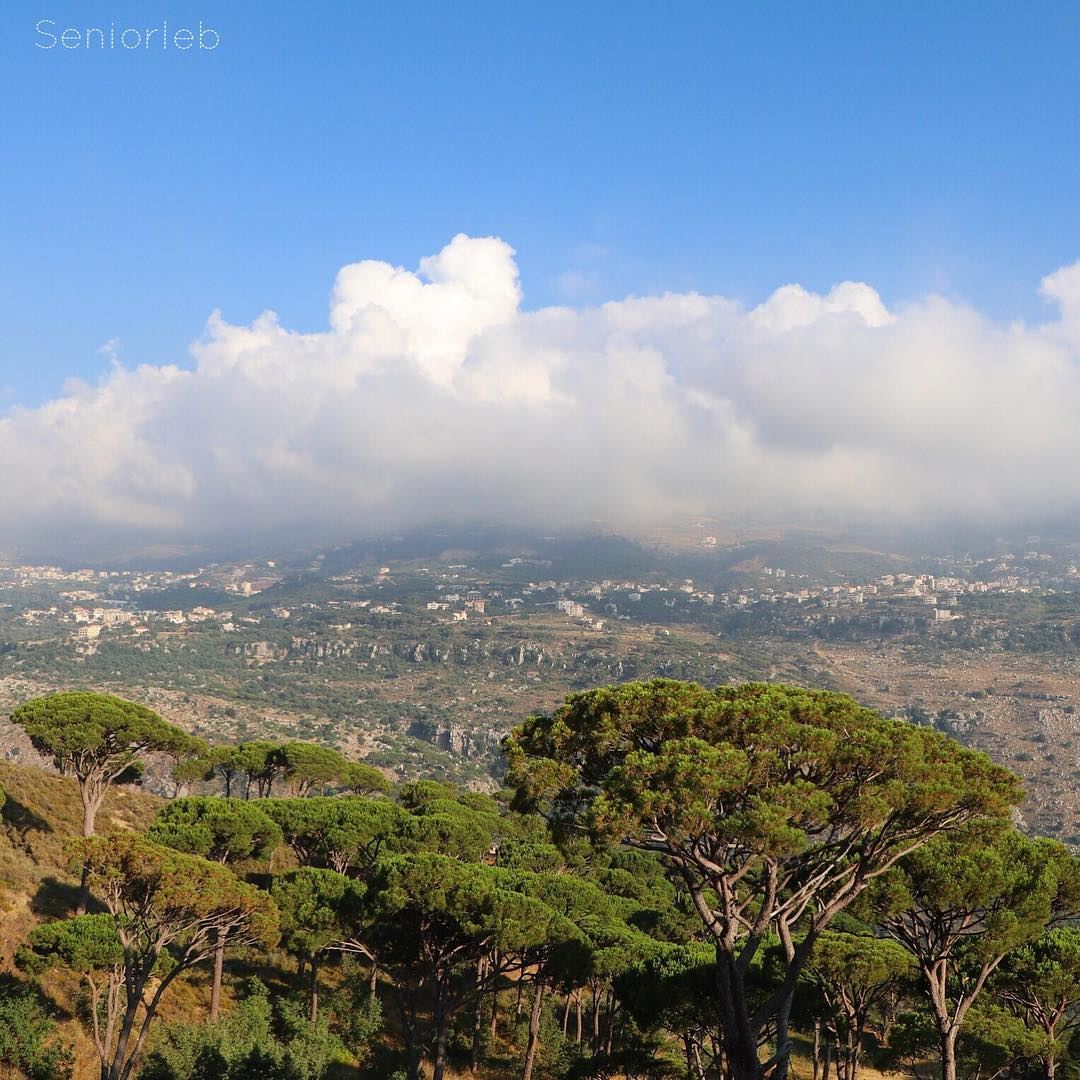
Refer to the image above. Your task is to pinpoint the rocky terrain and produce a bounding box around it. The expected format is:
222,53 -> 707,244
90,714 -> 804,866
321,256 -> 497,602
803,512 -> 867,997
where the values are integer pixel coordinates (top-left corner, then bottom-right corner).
810,643 -> 1080,841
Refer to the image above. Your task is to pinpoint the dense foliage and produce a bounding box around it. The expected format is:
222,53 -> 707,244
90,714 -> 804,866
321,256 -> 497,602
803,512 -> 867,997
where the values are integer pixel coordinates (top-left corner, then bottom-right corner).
1,679 -> 1078,1080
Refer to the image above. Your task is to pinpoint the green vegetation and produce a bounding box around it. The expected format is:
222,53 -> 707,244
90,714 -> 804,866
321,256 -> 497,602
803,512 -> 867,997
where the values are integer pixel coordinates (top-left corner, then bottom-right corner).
11,692 -> 190,840
148,796 -> 282,1017
506,680 -> 1023,1080
135,978 -> 365,1080
11,692 -> 195,915
0,679 -> 1078,1080
871,825 -> 1080,1080
0,982 -> 74,1078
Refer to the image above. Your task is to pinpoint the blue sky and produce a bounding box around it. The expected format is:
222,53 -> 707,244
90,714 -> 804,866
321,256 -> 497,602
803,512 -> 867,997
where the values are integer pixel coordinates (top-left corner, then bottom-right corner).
5,3 -> 1080,553
2,2 -> 1080,406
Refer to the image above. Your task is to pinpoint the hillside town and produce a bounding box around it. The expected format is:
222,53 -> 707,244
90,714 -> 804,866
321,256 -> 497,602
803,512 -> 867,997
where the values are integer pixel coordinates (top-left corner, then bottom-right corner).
0,541 -> 1074,648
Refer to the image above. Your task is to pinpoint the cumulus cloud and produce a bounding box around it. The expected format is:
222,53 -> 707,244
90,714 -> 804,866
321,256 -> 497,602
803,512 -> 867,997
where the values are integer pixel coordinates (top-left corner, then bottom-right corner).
4,232 -> 1080,558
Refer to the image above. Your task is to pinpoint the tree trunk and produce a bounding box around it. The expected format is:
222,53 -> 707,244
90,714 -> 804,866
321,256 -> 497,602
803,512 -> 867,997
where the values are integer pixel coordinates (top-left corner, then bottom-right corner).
76,791 -> 101,915
575,992 -> 582,1043
75,863 -> 92,916
309,951 -> 320,1023
691,1037 -> 706,1080
108,975 -> 149,1080
725,1029 -> 764,1080
210,931 -> 225,1020
118,973 -> 184,1080
521,978 -> 545,1080
709,946 -> 766,1080
432,990 -> 450,1080
399,991 -> 422,1080
471,956 -> 486,1073
108,1008 -> 135,1078
851,1022 -> 863,1080
813,1020 -> 821,1080
771,985 -> 795,1080
941,1028 -> 958,1080
82,792 -> 99,838
683,1032 -> 707,1080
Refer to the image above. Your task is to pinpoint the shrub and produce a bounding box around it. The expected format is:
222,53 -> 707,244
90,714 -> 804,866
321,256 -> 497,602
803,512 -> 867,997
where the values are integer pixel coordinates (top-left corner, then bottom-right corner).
0,983 -> 73,1080
137,979 -> 348,1080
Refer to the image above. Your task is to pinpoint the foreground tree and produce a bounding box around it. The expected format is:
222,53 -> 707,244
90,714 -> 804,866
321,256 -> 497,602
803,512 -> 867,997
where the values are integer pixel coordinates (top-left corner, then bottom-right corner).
802,931 -> 915,1080
616,943 -> 722,1080
12,692 -> 190,840
12,691 -> 191,913
19,915 -> 124,1076
505,679 -> 1022,1080
272,866 -> 365,1022
70,834 -> 279,1080
874,826 -> 1080,1080
996,927 -> 1080,1080
339,760 -> 391,797
507,871 -> 638,1080
0,985 -> 74,1079
263,795 -> 405,874
148,796 -> 282,866
148,796 -> 282,1018
365,853 -> 566,1080
399,796 -> 504,863
134,976 -> 362,1080
279,741 -> 348,796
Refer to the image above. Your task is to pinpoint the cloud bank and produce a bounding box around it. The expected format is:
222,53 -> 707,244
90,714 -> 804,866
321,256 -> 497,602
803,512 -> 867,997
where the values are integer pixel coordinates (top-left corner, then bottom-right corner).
5,233 -> 1080,559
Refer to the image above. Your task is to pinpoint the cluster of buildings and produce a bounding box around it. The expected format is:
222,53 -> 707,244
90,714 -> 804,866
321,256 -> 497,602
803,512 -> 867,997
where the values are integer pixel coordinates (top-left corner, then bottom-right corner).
4,544 -> 1080,658
711,556 -> 1066,625
50,603 -> 250,643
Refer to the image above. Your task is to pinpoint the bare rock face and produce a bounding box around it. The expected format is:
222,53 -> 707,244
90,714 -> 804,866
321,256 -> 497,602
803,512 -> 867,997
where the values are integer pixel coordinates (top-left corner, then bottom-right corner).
287,637 -> 356,660
1037,706 -> 1080,735
504,641 -> 553,667
407,723 -> 503,760
240,641 -> 283,661
934,710 -> 985,736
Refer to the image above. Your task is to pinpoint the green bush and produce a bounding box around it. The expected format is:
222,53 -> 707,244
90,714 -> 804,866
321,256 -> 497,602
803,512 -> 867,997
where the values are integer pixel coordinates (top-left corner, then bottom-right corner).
137,979 -> 348,1080
0,983 -> 73,1080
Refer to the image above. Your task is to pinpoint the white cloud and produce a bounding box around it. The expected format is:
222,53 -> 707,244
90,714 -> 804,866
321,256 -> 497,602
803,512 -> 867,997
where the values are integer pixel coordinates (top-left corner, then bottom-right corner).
4,234 -> 1080,558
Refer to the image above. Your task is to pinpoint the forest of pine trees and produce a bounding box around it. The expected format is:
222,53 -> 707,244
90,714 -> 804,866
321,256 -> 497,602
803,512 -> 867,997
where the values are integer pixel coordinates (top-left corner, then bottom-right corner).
1,680 -> 1079,1080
